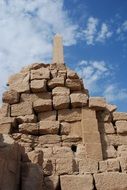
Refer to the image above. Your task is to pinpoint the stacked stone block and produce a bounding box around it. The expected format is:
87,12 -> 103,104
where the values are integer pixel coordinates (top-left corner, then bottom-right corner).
0,62 -> 127,190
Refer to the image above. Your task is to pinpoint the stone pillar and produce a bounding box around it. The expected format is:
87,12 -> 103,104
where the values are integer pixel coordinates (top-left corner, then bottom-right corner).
81,108 -> 103,161
52,34 -> 64,64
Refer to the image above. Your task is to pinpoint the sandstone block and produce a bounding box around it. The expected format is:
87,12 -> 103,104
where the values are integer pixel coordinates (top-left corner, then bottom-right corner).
33,96 -> 52,112
113,112 -> 127,121
19,123 -> 38,135
58,109 -> 81,122
83,132 -> 101,143
20,93 -> 44,102
35,147 -> 53,159
48,77 -> 65,89
75,144 -> 86,159
31,67 -> 50,80
58,70 -> 67,78
0,123 -> 12,134
11,101 -> 33,116
85,143 -> 103,161
116,120 -> 127,134
0,117 -> 16,127
60,175 -> 93,190
30,79 -> 47,92
39,135 -> 61,145
39,121 -> 59,135
52,87 -> 70,96
79,158 -> 98,174
0,103 -> 10,118
8,72 -> 30,93
44,175 -> 59,190
82,118 -> 99,132
53,95 -> 70,110
89,97 -> 106,110
62,135 -> 82,143
67,69 -> 79,79
27,150 -> 43,165
53,146 -> 73,159
119,157 -> 127,172
99,122 -> 115,134
70,92 -> 88,108
94,172 -> 127,190
56,158 -> 76,175
60,122 -> 71,135
66,78 -> 81,91
118,145 -> 127,157
21,163 -> 43,190
82,108 -> 96,118
99,159 -> 119,172
43,158 -> 56,176
16,114 -> 37,124
38,110 -> 56,121
106,103 -> 117,112
2,90 -> 20,104
106,145 -> 117,158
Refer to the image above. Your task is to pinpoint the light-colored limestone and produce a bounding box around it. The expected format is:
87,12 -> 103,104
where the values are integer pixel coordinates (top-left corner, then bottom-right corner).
2,90 -> 20,104
94,172 -> 127,190
58,108 -> 81,122
31,67 -> 50,80
52,34 -> 64,64
116,120 -> 127,134
0,103 -> 10,118
89,97 -> 106,110
52,87 -> 70,96
53,95 -> 70,110
66,78 -> 82,91
60,175 -> 94,190
113,112 -> 127,121
48,77 -> 65,89
30,79 -> 47,92
70,92 -> 88,108
11,101 -> 33,116
39,121 -> 59,135
56,158 -> 76,175
19,123 -> 38,135
79,158 -> 98,174
38,110 -> 56,121
85,143 -> 103,161
39,135 -> 61,145
8,72 -> 30,93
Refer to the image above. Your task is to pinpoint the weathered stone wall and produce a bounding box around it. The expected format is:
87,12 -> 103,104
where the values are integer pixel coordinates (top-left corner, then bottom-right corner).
0,62 -> 127,190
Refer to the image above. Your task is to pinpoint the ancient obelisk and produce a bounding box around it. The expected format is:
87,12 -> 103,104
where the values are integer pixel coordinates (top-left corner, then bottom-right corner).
52,34 -> 64,64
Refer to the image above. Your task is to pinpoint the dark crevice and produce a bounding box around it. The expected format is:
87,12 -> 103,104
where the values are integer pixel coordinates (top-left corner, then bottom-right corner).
71,144 -> 77,153
92,174 -> 97,190
56,176 -> 61,190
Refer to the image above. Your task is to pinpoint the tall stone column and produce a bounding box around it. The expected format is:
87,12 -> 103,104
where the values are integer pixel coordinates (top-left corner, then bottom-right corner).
81,108 -> 103,161
52,34 -> 64,64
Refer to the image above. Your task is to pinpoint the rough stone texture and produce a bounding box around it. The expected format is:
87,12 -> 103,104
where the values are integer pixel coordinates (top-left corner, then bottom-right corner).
79,158 -> 98,174
30,79 -> 47,92
39,121 -> 59,135
113,112 -> 127,121
8,72 -> 30,93
52,87 -> 70,96
53,95 -> 70,110
116,121 -> 127,134
11,101 -> 33,116
60,175 -> 94,190
33,94 -> 52,112
58,108 -> 81,122
38,110 -> 56,121
89,97 -> 106,110
70,92 -> 88,108
1,36 -> 127,190
66,79 -> 82,91
31,67 -> 50,80
2,90 -> 20,104
94,172 -> 127,190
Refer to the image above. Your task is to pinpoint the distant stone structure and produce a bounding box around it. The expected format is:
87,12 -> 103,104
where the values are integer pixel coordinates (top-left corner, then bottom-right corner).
0,35 -> 127,190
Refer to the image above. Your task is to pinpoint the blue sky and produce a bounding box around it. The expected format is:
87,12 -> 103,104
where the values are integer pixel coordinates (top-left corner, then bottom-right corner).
0,0 -> 127,111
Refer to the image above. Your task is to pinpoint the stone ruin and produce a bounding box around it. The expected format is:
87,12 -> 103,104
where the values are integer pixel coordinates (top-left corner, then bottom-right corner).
1,35 -> 127,190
